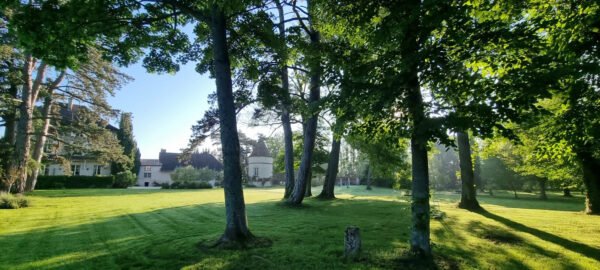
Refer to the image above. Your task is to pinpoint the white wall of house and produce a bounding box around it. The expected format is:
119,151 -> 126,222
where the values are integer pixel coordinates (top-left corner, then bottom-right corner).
248,156 -> 273,179
137,165 -> 172,187
44,162 -> 110,176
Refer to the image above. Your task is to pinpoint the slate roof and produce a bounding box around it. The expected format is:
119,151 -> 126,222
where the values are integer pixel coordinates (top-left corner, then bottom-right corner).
250,139 -> 271,157
159,150 -> 223,172
140,159 -> 161,166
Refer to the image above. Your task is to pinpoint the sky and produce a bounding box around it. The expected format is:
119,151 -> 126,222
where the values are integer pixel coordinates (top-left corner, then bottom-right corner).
108,62 -> 278,159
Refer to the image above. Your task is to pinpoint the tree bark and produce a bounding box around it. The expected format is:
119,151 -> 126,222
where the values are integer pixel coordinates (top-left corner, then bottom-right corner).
579,152 -> 600,214
366,165 -> 372,190
304,170 -> 312,197
26,71 -> 66,192
11,56 -> 47,193
276,0 -> 295,199
210,5 -> 253,242
539,177 -> 548,200
288,1 -> 321,206
318,136 -> 340,199
457,131 -> 481,210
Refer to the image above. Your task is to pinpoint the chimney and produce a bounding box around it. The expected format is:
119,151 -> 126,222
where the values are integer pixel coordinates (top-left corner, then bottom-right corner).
68,98 -> 74,111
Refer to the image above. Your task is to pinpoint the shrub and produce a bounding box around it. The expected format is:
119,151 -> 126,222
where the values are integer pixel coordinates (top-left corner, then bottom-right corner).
113,171 -> 137,188
36,175 -> 115,189
0,192 -> 29,209
165,181 -> 212,189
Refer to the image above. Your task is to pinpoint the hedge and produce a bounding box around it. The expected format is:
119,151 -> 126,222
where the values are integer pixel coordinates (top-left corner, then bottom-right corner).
36,175 -> 116,189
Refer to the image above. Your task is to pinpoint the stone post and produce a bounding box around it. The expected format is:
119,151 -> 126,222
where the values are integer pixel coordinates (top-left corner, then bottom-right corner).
345,226 -> 361,257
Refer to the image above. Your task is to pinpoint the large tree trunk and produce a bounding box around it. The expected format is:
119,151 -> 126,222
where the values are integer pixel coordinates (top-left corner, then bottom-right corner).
318,136 -> 340,199
10,56 -> 47,194
579,153 -> 600,214
457,131 -> 481,210
26,71 -> 65,192
406,74 -> 430,256
276,0 -> 295,199
539,177 -> 548,200
210,6 -> 253,243
288,2 -> 321,206
366,165 -> 372,190
403,0 -> 430,256
472,139 -> 483,192
410,136 -> 430,257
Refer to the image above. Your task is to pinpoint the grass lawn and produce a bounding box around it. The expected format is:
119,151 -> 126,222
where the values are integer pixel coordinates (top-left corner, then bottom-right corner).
1,187 -> 599,269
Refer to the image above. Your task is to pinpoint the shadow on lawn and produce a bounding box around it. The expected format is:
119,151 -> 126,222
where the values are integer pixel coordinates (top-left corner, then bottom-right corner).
477,209 -> 600,263
1,196 -> 591,270
433,192 -> 585,212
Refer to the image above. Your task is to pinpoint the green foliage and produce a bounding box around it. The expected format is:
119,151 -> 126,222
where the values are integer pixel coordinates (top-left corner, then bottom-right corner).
170,166 -> 200,183
274,132 -> 328,176
113,171 -> 136,188
163,181 -> 212,189
0,192 -> 28,209
170,166 -> 221,184
480,157 -> 526,195
429,143 -> 460,191
35,175 -> 115,189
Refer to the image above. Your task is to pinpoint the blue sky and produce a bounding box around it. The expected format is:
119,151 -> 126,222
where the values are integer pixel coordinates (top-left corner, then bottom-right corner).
108,62 -> 215,159
109,62 -> 278,159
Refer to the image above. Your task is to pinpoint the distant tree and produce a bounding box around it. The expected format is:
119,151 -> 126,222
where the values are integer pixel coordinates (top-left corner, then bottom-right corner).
171,166 -> 201,183
480,156 -> 526,199
111,113 -> 138,175
429,143 -> 460,191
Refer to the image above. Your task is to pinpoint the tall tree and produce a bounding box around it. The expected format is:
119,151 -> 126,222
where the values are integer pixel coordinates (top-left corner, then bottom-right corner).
288,0 -> 323,205
111,112 -> 137,174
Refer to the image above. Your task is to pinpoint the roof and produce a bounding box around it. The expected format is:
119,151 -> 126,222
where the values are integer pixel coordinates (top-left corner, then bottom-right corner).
250,139 -> 271,157
159,150 -> 223,172
140,159 -> 161,166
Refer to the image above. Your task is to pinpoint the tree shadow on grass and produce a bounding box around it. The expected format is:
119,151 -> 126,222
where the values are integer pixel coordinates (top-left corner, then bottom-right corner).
2,195 -> 595,270
477,209 -> 600,263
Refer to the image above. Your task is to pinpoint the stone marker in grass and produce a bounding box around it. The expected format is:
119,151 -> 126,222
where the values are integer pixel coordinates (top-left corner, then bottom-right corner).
345,226 -> 361,258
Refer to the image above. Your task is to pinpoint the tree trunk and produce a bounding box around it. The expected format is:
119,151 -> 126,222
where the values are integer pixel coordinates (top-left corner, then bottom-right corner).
539,177 -> 548,200
318,136 -> 340,199
288,3 -> 321,206
579,153 -> 600,214
210,6 -> 253,243
563,188 -> 572,197
276,0 -> 295,199
10,56 -> 47,193
514,189 -> 518,199
26,71 -> 65,192
473,143 -> 483,192
457,131 -> 481,210
366,165 -> 372,190
410,137 -> 430,257
304,170 -> 313,197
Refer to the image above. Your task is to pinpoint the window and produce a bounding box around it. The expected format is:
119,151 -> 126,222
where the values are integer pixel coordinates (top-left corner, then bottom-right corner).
43,166 -> 49,176
253,167 -> 259,177
145,166 -> 152,171
93,165 -> 102,176
144,172 -> 152,178
71,165 -> 81,176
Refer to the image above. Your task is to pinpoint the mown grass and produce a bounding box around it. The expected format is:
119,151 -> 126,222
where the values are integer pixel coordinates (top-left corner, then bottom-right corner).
0,187 -> 599,269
